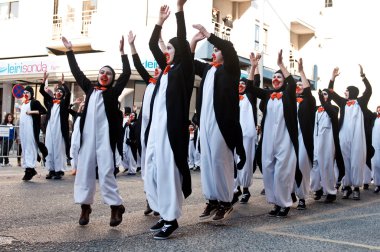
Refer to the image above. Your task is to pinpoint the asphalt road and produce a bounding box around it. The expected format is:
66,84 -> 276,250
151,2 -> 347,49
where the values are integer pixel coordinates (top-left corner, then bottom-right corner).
0,163 -> 379,251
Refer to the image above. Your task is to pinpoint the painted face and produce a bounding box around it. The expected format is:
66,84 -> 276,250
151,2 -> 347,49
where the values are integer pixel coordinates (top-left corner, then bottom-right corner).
189,125 -> 194,132
55,89 -> 64,99
322,91 -> 329,102
238,81 -> 246,94
154,67 -> 162,78
166,43 -> 175,64
296,82 -> 304,94
129,113 -> 135,121
98,67 -> 113,86
272,73 -> 284,90
377,106 -> 380,114
344,89 -> 349,99
212,47 -> 223,63
23,90 -> 31,100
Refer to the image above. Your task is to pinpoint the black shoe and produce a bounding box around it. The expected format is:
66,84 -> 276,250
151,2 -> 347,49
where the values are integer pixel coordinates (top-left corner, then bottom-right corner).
153,211 -> 160,216
199,202 -> 219,220
342,187 -> 352,199
352,190 -> 360,200
314,188 -> 323,200
335,182 -> 341,190
150,218 -> 165,232
260,188 -> 265,195
231,190 -> 242,206
277,207 -> 290,218
268,205 -> 281,217
46,171 -> 55,179
110,205 -> 125,227
136,167 -> 141,173
324,194 -> 336,203
296,199 -> 306,210
194,166 -> 200,171
53,171 -> 63,180
22,168 -> 37,181
153,220 -> 178,240
363,184 -> 369,190
144,201 -> 153,215
240,192 -> 251,204
291,193 -> 297,203
212,204 -> 233,221
79,204 -> 92,226
374,186 -> 380,193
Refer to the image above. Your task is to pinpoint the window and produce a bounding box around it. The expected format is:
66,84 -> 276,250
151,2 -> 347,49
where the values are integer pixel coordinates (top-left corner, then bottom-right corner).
325,0 -> 333,7
254,24 -> 260,51
0,1 -> 19,20
263,27 -> 268,53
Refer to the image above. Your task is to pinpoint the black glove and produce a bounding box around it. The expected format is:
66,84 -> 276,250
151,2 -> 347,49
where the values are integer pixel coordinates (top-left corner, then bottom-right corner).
236,145 -> 246,170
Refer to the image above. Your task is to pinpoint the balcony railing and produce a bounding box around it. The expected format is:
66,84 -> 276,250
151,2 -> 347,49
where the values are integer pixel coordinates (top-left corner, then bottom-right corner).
52,10 -> 96,40
212,21 -> 232,41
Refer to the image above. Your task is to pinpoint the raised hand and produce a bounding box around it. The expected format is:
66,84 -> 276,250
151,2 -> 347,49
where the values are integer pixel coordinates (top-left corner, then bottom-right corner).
74,97 -> 82,104
298,58 -> 304,73
43,71 -> 49,84
62,36 -> 72,50
128,31 -> 136,45
192,24 -> 211,38
249,52 -> 261,69
277,49 -> 283,67
59,73 -> 65,85
177,0 -> 187,11
192,31 -> 206,43
119,35 -> 125,54
359,64 -> 364,76
332,67 -> 340,80
158,5 -> 170,26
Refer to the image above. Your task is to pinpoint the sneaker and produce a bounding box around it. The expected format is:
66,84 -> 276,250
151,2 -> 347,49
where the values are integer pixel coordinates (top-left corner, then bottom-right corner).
374,186 -> 380,194
268,205 -> 281,217
342,187 -> 352,199
212,204 -> 233,221
314,188 -> 323,200
144,201 -> 153,215
46,171 -> 55,179
296,199 -> 306,210
150,218 -> 165,232
324,194 -> 336,203
277,207 -> 290,218
260,188 -> 265,195
231,190 -> 242,206
291,193 -> 297,203
153,220 -> 178,240
199,202 -> 219,220
352,190 -> 360,200
363,184 -> 369,190
240,192 -> 251,204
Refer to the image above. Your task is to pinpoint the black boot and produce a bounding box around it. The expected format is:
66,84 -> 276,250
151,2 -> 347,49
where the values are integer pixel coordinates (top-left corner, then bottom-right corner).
110,205 -> 125,227
79,204 -> 92,226
314,188 -> 323,200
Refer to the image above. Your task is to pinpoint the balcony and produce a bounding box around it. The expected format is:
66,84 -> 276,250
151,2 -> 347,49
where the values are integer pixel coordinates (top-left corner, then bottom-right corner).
212,21 -> 232,41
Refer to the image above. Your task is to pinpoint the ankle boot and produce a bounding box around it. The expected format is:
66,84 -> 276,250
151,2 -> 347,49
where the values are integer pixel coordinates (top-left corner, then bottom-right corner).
110,205 -> 125,227
79,204 -> 92,226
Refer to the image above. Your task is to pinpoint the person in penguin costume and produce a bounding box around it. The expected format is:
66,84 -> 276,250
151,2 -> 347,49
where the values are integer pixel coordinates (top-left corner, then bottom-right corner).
39,72 -> 71,180
190,23 -> 246,221
62,34 -> 131,227
328,65 -> 372,200
19,86 -> 47,181
144,1 -> 194,240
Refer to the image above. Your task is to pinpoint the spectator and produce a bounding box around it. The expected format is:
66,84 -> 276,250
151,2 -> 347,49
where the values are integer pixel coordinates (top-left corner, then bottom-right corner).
0,113 -> 16,166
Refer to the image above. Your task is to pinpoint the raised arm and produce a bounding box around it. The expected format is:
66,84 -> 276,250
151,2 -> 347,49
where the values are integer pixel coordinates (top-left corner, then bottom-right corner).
298,58 -> 310,89
327,67 -> 346,107
39,72 -> 53,102
129,31 -> 151,85
191,31 -> 208,77
298,58 -> 315,108
246,52 -> 262,97
359,64 -> 372,104
114,36 -> 132,96
62,37 -> 92,93
277,50 -> 295,95
149,5 -> 170,70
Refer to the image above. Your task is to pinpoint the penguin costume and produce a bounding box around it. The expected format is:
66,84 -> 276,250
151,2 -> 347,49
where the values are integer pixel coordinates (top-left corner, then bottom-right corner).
39,80 -> 71,180
328,67 -> 372,200
310,89 -> 345,203
63,35 -> 131,227
20,86 -> 47,181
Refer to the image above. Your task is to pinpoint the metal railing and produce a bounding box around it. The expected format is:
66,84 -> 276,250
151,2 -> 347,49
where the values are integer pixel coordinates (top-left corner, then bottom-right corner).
213,21 -> 232,41
0,125 -> 20,164
52,10 -> 96,40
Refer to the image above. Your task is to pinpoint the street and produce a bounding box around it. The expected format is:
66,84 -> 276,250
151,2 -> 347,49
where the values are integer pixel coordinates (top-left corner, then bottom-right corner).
0,163 -> 379,251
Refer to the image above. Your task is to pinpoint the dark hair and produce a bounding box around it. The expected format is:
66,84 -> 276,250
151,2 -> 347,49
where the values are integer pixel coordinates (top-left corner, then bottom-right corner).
3,113 -> 14,124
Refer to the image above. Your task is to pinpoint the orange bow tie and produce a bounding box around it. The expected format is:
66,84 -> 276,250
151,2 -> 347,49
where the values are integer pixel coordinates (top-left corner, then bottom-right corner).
163,65 -> 171,75
296,97 -> 303,103
318,107 -> 325,113
149,78 -> 157,84
24,99 -> 30,104
239,95 -> 244,101
346,100 -> 356,107
94,86 -> 107,91
53,99 -> 61,104
270,92 -> 283,100
210,62 -> 222,68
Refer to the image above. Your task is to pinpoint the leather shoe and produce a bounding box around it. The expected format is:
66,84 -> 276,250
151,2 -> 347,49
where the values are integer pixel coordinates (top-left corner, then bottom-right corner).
110,205 -> 125,227
79,204 -> 92,226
